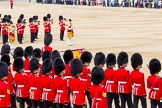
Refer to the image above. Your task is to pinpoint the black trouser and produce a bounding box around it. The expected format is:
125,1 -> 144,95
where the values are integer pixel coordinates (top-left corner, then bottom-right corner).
60,30 -> 64,40
31,100 -> 42,108
36,30 -> 38,39
56,103 -> 70,108
73,104 -> 86,108
107,92 -> 121,108
43,101 -> 56,108
18,97 -> 31,108
133,95 -> 147,108
0,28 -> 1,36
31,32 -> 35,43
44,32 -> 49,37
119,93 -> 133,108
18,34 -> 23,44
2,34 -> 8,44
150,99 -> 162,108
11,94 -> 16,108
85,91 -> 92,108
11,3 -> 13,9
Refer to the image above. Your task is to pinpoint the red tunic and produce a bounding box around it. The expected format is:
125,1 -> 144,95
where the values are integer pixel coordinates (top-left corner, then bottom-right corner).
59,21 -> 65,31
24,59 -> 31,77
116,68 -> 132,94
29,23 -> 36,33
7,68 -> 14,95
39,75 -> 55,102
69,77 -> 87,105
43,21 -> 50,33
53,75 -> 70,104
131,70 -> 146,96
14,72 -> 29,98
27,73 -> 41,100
1,24 -> 8,35
0,80 -> 11,107
105,68 -> 118,93
90,84 -> 107,108
42,45 -> 53,53
147,75 -> 162,100
10,0 -> 14,4
17,24 -> 25,35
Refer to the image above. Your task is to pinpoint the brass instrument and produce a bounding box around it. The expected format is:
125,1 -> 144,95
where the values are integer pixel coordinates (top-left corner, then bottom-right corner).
49,19 -> 53,24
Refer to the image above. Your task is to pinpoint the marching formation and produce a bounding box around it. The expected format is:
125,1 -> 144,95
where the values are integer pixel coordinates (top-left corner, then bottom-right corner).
0,14 -> 74,46
0,43 -> 161,108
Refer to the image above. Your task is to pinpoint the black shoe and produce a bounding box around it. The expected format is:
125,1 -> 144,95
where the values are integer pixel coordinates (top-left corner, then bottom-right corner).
19,42 -> 23,44
31,42 -> 35,43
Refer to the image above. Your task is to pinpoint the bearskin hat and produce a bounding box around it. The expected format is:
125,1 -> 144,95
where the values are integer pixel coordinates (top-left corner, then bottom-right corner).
148,58 -> 161,75
54,58 -> 65,75
32,48 -> 41,59
30,57 -> 39,73
35,16 -> 38,20
1,55 -> 10,66
17,19 -> 21,24
1,44 -> 10,56
63,50 -> 73,64
19,14 -> 24,20
131,53 -> 143,70
13,47 -> 24,59
106,53 -> 116,68
33,16 -> 37,21
24,46 -> 33,59
52,50 -> 61,62
0,62 -> 8,78
59,15 -> 63,21
70,59 -> 82,76
80,51 -> 92,64
42,50 -> 51,62
44,33 -> 52,46
29,18 -> 33,23
47,14 -> 51,19
69,19 -> 72,22
42,59 -> 52,75
91,67 -> 104,85
94,52 -> 105,66
8,15 -> 11,20
117,52 -> 128,67
2,18 -> 6,23
13,57 -> 24,72
43,16 -> 47,22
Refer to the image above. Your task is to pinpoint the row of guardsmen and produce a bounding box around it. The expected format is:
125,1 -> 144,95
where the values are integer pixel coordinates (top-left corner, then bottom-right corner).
0,44 -> 162,108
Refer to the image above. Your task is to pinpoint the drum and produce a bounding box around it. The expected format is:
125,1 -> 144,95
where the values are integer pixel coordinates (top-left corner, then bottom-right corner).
8,25 -> 15,43
67,29 -> 74,39
72,48 -> 85,59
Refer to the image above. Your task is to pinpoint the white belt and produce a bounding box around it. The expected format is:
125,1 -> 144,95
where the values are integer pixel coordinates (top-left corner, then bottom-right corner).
133,83 -> 141,86
106,80 -> 114,83
93,98 -> 102,101
57,90 -> 63,93
118,81 -> 127,84
43,88 -> 51,92
64,76 -> 72,79
0,95 -> 5,97
30,87 -> 37,90
73,91 -> 79,94
17,85 -> 24,87
24,70 -> 30,73
153,88 -> 159,90
80,78 -> 87,81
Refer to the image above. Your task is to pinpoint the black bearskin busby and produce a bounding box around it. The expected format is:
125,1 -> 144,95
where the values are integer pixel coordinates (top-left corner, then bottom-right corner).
80,51 -> 92,64
131,53 -> 143,70
29,18 -> 33,23
94,52 -> 105,66
59,15 -> 63,21
17,19 -> 21,24
63,50 -> 73,64
24,46 -> 33,59
33,16 -> 37,21
44,33 -> 52,46
32,48 -> 41,59
117,52 -> 128,68
47,14 -> 51,19
54,58 -> 65,75
13,57 -> 24,72
19,14 -> 24,20
0,62 -> 8,78
148,58 -> 161,75
52,50 -> 61,62
1,55 -> 10,66
30,57 -> 40,73
42,50 -> 51,62
42,59 -> 52,75
106,53 -> 116,68
70,59 -> 82,76
1,44 -> 10,56
43,16 -> 47,22
91,67 -> 104,85
13,47 -> 24,59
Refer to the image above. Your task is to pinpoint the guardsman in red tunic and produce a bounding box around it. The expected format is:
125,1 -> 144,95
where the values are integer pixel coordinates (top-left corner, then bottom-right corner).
43,16 -> 50,37
27,58 -> 42,107
13,57 -> 31,108
90,67 -> 107,108
80,51 -> 93,108
10,0 -> 14,9
130,53 -> 147,108
59,15 -> 65,41
1,18 -> 8,44
116,52 -> 133,108
17,19 -> 25,44
1,55 -> 16,108
47,14 -> 52,33
42,33 -> 53,53
40,59 -> 56,107
53,58 -> 70,108
147,58 -> 162,108
0,62 -> 10,108
24,46 -> 33,76
33,15 -> 40,39
105,53 -> 120,108
69,59 -> 87,108
29,18 -> 36,43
